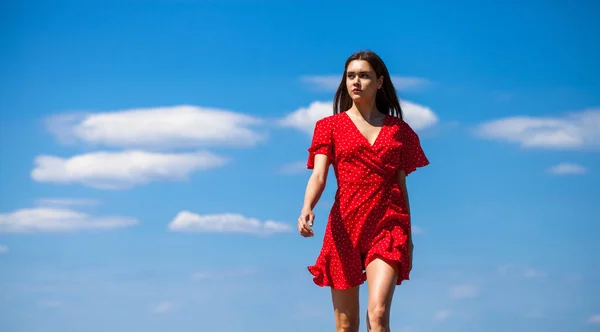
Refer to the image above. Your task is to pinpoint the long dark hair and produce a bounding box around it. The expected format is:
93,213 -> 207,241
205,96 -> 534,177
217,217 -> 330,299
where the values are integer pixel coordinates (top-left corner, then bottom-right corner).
333,50 -> 403,119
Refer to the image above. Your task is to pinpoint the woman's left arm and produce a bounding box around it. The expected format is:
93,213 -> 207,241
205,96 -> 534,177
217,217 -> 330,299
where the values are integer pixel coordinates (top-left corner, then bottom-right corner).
396,170 -> 410,216
396,169 -> 414,270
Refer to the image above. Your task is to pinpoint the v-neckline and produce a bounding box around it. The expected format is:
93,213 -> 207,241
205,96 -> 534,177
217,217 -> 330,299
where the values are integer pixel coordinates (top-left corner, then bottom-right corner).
344,111 -> 388,148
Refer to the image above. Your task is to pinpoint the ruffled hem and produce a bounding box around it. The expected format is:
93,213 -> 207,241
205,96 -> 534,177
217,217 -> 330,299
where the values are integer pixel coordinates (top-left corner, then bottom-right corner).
403,158 -> 430,176
307,264 -> 366,290
363,223 -> 412,285
308,223 -> 412,289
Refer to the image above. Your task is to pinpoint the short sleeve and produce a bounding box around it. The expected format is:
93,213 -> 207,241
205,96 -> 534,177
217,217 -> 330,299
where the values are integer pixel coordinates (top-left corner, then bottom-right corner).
307,117 -> 334,169
399,121 -> 429,175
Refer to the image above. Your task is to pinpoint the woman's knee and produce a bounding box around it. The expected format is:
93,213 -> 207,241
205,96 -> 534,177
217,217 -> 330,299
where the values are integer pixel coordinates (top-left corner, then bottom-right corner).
335,311 -> 359,331
367,303 -> 390,328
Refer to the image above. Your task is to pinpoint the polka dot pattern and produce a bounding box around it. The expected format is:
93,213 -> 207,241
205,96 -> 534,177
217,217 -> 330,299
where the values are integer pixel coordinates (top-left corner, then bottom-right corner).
306,111 -> 430,290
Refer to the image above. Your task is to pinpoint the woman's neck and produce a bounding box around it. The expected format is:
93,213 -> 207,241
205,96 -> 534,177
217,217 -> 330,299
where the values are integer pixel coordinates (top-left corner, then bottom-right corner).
349,100 -> 380,121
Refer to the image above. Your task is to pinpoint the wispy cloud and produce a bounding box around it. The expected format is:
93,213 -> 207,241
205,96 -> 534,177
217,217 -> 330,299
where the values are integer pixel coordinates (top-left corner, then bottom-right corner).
31,150 -> 228,190
168,211 -> 291,235
0,206 -> 138,233
152,301 -> 176,314
279,100 -> 439,135
587,314 -> 600,325
524,309 -> 544,319
278,161 -> 308,175
45,105 -> 266,150
449,284 -> 479,299
412,225 -> 424,235
190,267 -> 257,281
547,163 -> 588,175
279,101 -> 332,135
300,75 -> 430,92
434,309 -> 452,322
0,245 -> 8,254
37,299 -> 63,308
474,108 -> 600,150
498,264 -> 547,279
35,198 -> 101,208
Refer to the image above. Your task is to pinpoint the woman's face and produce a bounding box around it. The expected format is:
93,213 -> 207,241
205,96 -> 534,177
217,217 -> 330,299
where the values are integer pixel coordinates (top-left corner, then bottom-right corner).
345,60 -> 382,102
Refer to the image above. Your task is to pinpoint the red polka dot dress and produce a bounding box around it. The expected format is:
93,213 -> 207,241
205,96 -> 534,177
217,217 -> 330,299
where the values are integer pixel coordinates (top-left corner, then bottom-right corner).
306,111 -> 429,290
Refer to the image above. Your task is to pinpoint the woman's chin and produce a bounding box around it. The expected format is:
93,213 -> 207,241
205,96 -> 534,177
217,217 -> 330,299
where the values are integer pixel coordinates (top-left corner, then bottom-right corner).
350,94 -> 373,102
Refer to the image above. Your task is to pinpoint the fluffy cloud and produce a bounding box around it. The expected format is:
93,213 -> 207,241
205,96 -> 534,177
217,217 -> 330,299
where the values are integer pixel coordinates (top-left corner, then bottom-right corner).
279,100 -> 438,134
434,309 -> 452,322
498,264 -> 547,279
35,198 -> 101,207
449,284 -> 479,299
168,211 -> 291,235
300,75 -> 430,92
411,225 -> 424,235
278,161 -> 308,175
37,299 -> 63,308
31,150 -> 228,190
190,267 -> 257,280
588,315 -> 600,325
474,108 -> 600,150
45,105 -> 266,150
0,206 -> 138,233
279,101 -> 332,135
152,301 -> 176,314
547,163 -> 588,175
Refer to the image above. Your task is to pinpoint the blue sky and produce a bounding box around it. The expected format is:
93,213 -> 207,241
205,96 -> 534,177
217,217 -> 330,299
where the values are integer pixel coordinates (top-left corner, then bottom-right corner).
1,0 -> 599,331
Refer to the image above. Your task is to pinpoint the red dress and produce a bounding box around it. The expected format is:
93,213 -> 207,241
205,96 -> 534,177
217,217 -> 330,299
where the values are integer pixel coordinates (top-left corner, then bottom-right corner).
306,111 -> 429,290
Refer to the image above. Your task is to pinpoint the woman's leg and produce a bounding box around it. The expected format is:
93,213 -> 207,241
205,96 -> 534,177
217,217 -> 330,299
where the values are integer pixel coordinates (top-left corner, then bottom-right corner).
331,286 -> 360,332
365,258 -> 399,332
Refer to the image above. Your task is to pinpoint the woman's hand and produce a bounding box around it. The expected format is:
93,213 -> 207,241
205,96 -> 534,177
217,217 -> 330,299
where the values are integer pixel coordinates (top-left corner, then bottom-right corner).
298,208 -> 315,237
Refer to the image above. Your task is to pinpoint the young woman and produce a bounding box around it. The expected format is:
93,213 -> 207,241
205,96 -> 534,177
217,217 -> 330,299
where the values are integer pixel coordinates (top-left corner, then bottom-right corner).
298,50 -> 430,332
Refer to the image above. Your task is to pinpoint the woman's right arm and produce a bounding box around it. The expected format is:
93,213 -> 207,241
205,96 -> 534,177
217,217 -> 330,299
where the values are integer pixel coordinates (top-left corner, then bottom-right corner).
298,154 -> 330,237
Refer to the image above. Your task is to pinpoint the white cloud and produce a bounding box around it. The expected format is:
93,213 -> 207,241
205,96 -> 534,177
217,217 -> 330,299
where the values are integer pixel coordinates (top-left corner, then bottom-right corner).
434,309 -> 452,322
524,309 -> 544,319
152,301 -> 175,314
449,284 -> 479,299
411,225 -> 424,235
35,198 -> 101,208
191,267 -> 257,281
390,76 -> 431,91
279,101 -> 332,135
588,314 -> 600,325
31,150 -> 228,190
474,108 -> 600,150
0,207 -> 138,233
498,264 -> 547,279
396,327 -> 419,332
291,301 -> 330,320
37,299 -> 63,308
300,75 -> 430,92
278,161 -> 308,175
300,75 -> 342,91
279,100 -> 438,135
401,100 -> 440,131
168,211 -> 292,235
523,268 -> 547,279
45,105 -> 266,150
0,245 -> 7,254
547,163 -> 588,175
